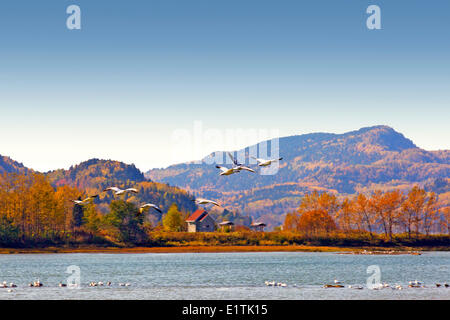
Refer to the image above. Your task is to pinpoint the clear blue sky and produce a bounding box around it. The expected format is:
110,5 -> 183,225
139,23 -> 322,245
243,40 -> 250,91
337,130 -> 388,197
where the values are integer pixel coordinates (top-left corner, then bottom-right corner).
1,0 -> 449,172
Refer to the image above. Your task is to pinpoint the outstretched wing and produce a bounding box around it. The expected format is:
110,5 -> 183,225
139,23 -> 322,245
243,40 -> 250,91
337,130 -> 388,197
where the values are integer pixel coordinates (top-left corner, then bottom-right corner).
251,156 -> 267,163
227,152 -> 240,166
82,195 -> 98,202
215,165 -> 228,173
104,187 -> 121,193
140,203 -> 162,213
238,166 -> 256,173
150,204 -> 162,213
197,198 -> 220,206
125,188 -> 139,194
207,200 -> 220,206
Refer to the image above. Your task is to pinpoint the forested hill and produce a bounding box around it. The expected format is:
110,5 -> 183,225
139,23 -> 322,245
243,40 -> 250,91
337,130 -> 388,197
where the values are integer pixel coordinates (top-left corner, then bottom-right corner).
46,158 -> 146,192
0,155 -> 28,174
45,158 -> 197,216
0,158 -> 197,217
146,125 -> 450,226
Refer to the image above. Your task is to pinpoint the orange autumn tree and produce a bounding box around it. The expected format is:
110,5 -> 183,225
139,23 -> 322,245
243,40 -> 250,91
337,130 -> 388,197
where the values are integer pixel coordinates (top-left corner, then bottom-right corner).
0,172 -> 62,241
399,186 -> 426,238
283,191 -> 337,236
368,190 -> 404,241
352,193 -> 376,237
400,186 -> 439,237
283,211 -> 300,232
0,172 -> 95,244
336,197 -> 355,232
442,207 -> 450,235
422,192 -> 439,236
54,185 -> 84,234
297,209 -> 337,236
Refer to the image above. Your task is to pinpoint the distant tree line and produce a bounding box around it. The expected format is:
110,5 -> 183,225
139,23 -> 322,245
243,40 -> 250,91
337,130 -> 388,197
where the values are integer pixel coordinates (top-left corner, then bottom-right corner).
284,188 -> 449,239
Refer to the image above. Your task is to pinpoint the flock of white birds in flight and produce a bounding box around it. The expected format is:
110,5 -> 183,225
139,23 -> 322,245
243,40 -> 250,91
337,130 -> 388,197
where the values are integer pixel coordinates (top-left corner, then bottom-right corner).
71,152 -> 283,217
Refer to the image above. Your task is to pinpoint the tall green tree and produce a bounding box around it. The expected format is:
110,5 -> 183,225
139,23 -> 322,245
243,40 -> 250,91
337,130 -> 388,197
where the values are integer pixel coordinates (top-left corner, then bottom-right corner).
105,200 -> 146,244
0,215 -> 20,245
72,201 -> 84,228
82,202 -> 101,233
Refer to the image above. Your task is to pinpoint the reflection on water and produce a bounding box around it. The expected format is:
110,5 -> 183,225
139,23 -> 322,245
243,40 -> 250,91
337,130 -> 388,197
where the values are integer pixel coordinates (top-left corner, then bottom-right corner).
0,251 -> 449,300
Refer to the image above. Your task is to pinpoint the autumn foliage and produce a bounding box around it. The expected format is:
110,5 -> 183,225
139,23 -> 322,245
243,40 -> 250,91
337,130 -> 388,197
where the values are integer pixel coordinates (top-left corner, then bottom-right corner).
0,172 -> 192,246
284,189 -> 447,240
0,170 -> 448,248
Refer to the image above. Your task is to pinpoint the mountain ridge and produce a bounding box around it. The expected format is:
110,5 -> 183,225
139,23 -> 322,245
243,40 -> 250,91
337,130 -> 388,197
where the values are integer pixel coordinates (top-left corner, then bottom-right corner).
145,125 -> 449,226
0,155 -> 28,174
0,157 -> 197,223
1,126 -> 449,228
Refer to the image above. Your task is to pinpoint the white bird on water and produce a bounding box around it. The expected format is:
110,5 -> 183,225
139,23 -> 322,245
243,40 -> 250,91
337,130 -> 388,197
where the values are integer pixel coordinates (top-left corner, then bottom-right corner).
137,203 -> 162,216
71,195 -> 98,205
103,187 -> 139,196
251,156 -> 283,167
33,279 -> 43,287
194,198 -> 220,207
348,285 -> 363,289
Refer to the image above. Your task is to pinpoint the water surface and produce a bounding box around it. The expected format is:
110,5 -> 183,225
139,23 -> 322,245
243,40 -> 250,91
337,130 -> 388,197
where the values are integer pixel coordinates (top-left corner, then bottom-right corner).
0,251 -> 449,299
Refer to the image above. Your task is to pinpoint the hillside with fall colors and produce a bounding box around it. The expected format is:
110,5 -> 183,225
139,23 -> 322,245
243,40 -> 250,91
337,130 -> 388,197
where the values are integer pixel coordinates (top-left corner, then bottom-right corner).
0,157 -> 197,225
0,155 -> 28,174
146,126 -> 450,226
45,159 -> 197,218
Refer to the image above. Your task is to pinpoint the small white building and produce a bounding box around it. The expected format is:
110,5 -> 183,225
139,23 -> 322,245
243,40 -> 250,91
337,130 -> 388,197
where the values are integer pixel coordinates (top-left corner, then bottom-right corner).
250,222 -> 267,232
218,221 -> 234,231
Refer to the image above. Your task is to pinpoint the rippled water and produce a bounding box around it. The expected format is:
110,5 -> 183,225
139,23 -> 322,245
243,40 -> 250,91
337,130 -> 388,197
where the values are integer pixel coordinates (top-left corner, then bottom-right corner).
0,251 -> 449,300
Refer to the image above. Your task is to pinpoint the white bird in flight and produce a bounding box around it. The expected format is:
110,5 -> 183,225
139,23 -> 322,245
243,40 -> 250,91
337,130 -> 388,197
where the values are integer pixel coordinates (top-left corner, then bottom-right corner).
71,195 -> 98,205
215,165 -> 238,176
137,203 -> 162,216
194,198 -> 220,207
251,156 -> 283,167
103,187 -> 139,196
226,152 -> 256,173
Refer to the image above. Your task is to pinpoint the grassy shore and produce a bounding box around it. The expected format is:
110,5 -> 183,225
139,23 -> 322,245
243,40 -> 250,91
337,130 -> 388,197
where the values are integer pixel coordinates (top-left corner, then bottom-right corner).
1,232 -> 448,254
0,244 -> 446,254
0,245 -> 347,254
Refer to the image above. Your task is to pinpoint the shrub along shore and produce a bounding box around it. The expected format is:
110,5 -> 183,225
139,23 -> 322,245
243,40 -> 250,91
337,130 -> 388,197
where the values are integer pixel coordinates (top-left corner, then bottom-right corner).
0,231 -> 448,254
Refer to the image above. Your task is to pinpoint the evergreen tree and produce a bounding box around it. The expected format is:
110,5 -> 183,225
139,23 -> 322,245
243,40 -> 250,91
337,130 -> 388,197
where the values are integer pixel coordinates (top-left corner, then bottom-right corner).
106,200 -> 146,244
72,201 -> 84,228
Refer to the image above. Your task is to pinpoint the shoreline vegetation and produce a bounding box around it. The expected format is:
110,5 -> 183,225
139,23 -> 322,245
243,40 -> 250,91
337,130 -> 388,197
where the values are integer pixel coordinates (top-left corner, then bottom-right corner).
0,245 -> 355,254
0,244 -> 447,255
1,231 -> 449,254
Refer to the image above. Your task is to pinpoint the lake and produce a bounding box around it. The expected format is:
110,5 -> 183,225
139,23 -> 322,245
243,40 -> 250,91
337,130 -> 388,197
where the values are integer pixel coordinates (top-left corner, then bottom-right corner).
0,251 -> 449,300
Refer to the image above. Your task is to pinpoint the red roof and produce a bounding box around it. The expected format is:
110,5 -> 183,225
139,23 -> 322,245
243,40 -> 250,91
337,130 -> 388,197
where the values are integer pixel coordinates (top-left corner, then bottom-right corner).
186,209 -> 208,222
